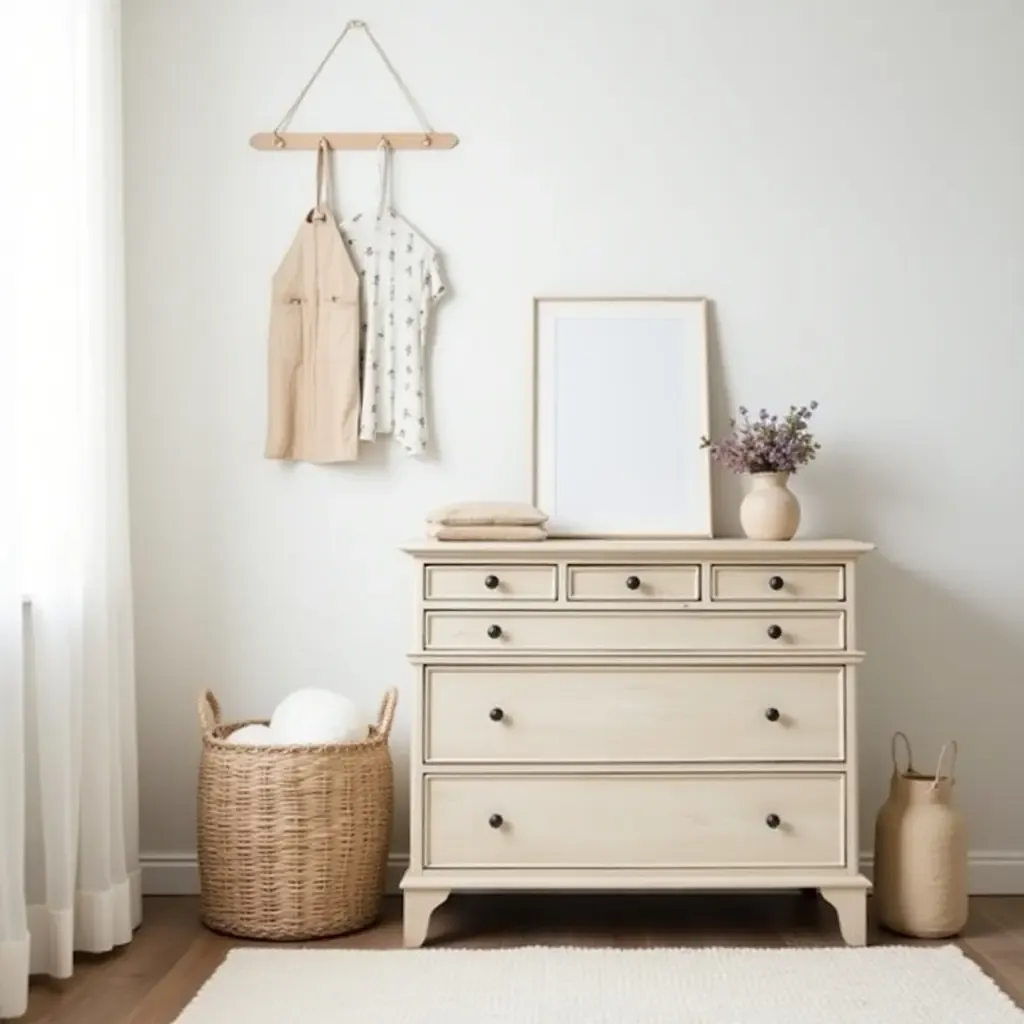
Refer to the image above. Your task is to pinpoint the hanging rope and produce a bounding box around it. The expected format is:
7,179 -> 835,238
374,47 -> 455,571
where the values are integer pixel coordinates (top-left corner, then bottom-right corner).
272,20 -> 435,147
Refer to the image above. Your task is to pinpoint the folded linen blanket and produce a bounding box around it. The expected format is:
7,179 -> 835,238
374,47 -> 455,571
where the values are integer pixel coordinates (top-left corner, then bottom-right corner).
427,524 -> 548,541
426,501 -> 548,527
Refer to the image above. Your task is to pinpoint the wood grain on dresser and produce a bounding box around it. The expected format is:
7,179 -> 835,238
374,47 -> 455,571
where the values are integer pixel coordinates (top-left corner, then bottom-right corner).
423,666 -> 846,764
709,564 -> 846,601
425,773 -> 846,870
424,609 -> 847,652
566,563 -> 701,601
424,564 -> 559,601
400,538 -> 874,950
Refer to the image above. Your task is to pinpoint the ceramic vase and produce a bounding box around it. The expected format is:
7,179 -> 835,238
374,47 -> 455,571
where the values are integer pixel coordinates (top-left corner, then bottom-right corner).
874,732 -> 968,938
739,471 -> 801,540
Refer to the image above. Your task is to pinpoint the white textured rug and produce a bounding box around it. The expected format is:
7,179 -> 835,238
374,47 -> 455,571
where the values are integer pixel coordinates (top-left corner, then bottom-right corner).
174,945 -> 1023,1023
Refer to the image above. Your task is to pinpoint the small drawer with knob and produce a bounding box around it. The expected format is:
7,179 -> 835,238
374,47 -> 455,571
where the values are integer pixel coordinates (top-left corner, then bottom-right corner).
746,612 -> 845,650
423,773 -> 846,869
422,610 -> 846,652
567,564 -> 700,602
423,564 -> 557,602
710,564 -> 845,602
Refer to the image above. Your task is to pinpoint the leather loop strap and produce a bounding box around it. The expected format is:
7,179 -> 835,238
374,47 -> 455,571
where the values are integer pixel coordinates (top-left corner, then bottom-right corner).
891,731 -> 914,775
931,740 -> 959,789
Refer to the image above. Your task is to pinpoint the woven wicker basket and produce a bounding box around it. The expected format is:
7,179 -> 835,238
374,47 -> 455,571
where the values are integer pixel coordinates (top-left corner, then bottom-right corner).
196,688 -> 396,941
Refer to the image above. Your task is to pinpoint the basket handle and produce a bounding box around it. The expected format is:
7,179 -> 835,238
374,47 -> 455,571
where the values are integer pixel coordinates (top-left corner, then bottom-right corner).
375,688 -> 398,740
198,691 -> 222,736
930,740 -> 958,789
890,731 -> 914,776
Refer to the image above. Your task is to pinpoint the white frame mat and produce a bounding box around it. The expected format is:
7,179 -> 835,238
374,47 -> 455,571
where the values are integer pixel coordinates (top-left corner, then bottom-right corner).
532,297 -> 712,538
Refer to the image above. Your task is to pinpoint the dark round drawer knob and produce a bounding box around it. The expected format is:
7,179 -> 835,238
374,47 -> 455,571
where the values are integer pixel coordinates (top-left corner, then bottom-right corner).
768,575 -> 784,591
765,707 -> 781,722
484,574 -> 500,590
625,575 -> 641,590
487,624 -> 503,639
766,813 -> 781,829
488,813 -> 504,829
489,707 -> 504,722
767,624 -> 783,640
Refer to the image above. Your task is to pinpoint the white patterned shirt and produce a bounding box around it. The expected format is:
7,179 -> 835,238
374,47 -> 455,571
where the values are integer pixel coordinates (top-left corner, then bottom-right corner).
338,209 -> 446,455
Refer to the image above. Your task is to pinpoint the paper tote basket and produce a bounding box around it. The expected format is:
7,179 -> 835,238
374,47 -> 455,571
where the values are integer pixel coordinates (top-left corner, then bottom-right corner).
873,731 -> 968,938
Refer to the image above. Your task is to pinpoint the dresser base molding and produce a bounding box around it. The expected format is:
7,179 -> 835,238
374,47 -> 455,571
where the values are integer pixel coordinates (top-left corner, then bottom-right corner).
400,871 -> 870,948
820,885 -> 868,947
401,869 -> 871,892
402,887 -> 451,949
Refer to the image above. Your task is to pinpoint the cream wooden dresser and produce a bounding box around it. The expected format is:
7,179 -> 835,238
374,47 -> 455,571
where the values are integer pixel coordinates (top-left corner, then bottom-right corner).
400,538 -> 874,947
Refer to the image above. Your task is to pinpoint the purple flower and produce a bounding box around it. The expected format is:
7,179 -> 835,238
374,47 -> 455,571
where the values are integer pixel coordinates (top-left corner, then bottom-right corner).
699,401 -> 821,474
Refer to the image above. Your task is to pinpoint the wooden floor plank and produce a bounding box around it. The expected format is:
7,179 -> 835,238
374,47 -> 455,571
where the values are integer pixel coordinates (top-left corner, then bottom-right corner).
13,898 -> 203,1024
10,894 -> 1024,1023
960,898 -> 1024,1006
125,930 -> 234,1024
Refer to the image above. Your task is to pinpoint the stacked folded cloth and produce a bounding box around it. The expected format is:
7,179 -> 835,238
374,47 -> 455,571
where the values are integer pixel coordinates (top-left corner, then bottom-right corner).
426,501 -> 549,541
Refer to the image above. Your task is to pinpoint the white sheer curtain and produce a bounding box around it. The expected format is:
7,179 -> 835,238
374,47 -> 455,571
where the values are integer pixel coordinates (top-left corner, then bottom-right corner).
0,0 -> 141,1017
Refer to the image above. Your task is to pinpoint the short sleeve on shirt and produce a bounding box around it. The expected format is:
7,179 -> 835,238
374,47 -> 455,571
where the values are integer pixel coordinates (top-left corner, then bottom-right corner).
425,251 -> 447,304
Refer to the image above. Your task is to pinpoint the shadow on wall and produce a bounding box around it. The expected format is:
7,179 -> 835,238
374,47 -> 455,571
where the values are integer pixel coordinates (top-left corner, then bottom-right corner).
855,555 -> 1024,852
690,306 -> 1020,858
807,461 -> 1024,854
703,300 -> 744,538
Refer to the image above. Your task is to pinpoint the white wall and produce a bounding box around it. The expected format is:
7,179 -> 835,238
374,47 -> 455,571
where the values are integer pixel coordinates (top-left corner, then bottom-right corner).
124,0 -> 1024,890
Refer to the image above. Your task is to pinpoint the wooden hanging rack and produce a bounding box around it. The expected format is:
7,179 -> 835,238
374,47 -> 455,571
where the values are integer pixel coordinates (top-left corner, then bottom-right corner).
251,131 -> 458,151
251,20 -> 458,152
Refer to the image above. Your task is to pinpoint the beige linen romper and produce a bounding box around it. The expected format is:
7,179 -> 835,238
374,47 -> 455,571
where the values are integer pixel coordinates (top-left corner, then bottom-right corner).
265,142 -> 361,462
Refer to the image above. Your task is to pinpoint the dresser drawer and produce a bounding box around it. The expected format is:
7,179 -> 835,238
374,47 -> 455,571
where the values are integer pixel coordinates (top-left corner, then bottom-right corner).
424,666 -> 845,763
424,564 -> 557,602
710,564 -> 845,602
567,564 -> 700,601
423,610 -> 845,652
424,774 -> 845,869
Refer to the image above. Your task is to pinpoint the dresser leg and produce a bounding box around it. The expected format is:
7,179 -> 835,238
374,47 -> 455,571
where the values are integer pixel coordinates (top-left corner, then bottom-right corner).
403,889 -> 450,948
819,887 -> 867,947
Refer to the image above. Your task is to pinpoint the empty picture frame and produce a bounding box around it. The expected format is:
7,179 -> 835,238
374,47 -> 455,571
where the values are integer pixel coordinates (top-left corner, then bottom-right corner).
532,297 -> 712,537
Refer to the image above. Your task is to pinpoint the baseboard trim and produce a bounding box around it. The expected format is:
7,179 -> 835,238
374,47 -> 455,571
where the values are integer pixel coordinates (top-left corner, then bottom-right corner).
142,853 -> 411,897
142,851 -> 1024,898
141,853 -> 200,896
858,851 -> 1024,896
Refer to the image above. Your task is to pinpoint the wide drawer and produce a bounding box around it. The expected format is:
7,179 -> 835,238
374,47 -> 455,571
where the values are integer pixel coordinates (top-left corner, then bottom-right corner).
423,610 -> 845,652
424,773 -> 845,869
424,564 -> 557,602
710,564 -> 845,602
567,563 -> 700,601
423,666 -> 845,763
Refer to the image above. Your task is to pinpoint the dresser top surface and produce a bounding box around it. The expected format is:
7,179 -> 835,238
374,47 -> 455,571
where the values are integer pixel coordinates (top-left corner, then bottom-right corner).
402,538 -> 874,559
